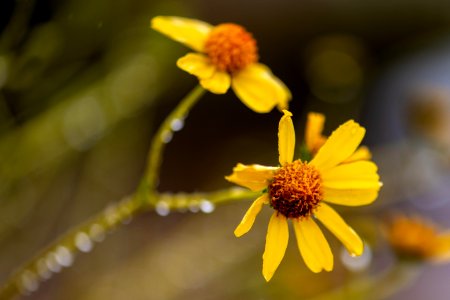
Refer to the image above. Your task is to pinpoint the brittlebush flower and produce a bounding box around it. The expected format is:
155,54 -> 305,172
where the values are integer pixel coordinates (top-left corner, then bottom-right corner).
385,215 -> 450,262
304,112 -> 372,162
151,16 -> 291,113
226,110 -> 382,281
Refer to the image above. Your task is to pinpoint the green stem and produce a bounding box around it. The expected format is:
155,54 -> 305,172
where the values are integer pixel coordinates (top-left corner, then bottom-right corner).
0,188 -> 257,299
0,193 -> 142,299
0,84 -> 250,299
155,188 -> 259,211
144,84 -> 206,203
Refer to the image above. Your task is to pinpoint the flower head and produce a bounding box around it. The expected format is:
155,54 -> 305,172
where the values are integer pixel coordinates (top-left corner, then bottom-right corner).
385,215 -> 450,263
226,110 -> 382,281
151,16 -> 291,113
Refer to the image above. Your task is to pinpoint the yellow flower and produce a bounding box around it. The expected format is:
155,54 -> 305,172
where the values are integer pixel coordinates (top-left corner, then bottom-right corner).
226,110 -> 382,281
304,111 -> 372,162
151,16 -> 291,113
305,112 -> 327,155
385,215 -> 450,262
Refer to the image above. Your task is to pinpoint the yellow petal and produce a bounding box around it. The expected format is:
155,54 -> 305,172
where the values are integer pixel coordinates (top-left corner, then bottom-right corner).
305,112 -> 326,153
432,233 -> 450,262
234,194 -> 269,237
176,53 -> 215,79
323,187 -> 380,206
310,120 -> 365,171
278,110 -> 295,166
321,161 -> 381,190
151,16 -> 212,52
293,218 -> 333,273
225,163 -> 277,191
343,146 -> 372,163
200,70 -> 231,94
231,63 -> 291,113
263,212 -> 289,281
271,73 -> 292,111
315,203 -> 364,256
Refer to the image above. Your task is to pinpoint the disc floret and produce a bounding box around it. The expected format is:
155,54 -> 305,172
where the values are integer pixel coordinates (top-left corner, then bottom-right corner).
204,23 -> 258,73
268,160 -> 322,219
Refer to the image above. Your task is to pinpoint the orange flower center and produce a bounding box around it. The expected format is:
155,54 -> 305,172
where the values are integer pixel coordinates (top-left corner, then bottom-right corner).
268,160 -> 323,219
204,23 -> 258,73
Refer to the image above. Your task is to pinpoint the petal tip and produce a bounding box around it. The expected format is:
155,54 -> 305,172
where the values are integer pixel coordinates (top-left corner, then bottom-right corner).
325,259 -> 334,272
262,270 -> 274,282
352,242 -> 364,257
150,16 -> 159,28
150,16 -> 166,30
234,228 -> 244,237
309,267 -> 322,274
282,109 -> 292,117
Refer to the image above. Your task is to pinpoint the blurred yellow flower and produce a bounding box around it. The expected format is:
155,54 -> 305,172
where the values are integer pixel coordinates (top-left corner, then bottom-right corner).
304,111 -> 372,162
305,112 -> 327,155
226,110 -> 382,281
151,16 -> 291,113
385,215 -> 450,262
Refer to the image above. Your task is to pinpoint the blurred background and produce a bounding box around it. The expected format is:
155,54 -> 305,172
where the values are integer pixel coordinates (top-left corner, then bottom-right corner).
1,0 -> 450,299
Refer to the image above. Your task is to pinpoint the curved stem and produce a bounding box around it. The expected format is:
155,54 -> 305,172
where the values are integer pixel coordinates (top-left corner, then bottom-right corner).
0,193 -> 143,299
0,84 -> 251,299
0,187 -> 257,299
143,84 -> 206,203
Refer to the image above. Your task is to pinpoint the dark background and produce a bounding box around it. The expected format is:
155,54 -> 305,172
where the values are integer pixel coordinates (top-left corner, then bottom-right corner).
1,0 -> 450,299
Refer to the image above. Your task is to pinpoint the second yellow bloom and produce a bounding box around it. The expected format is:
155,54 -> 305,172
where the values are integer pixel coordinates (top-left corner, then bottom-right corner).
226,110 -> 382,281
151,16 -> 291,113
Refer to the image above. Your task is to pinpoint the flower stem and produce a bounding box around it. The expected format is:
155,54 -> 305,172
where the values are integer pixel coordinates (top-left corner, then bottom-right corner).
143,84 -> 206,203
0,193 -> 142,299
0,188 -> 257,299
0,84 -> 253,299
